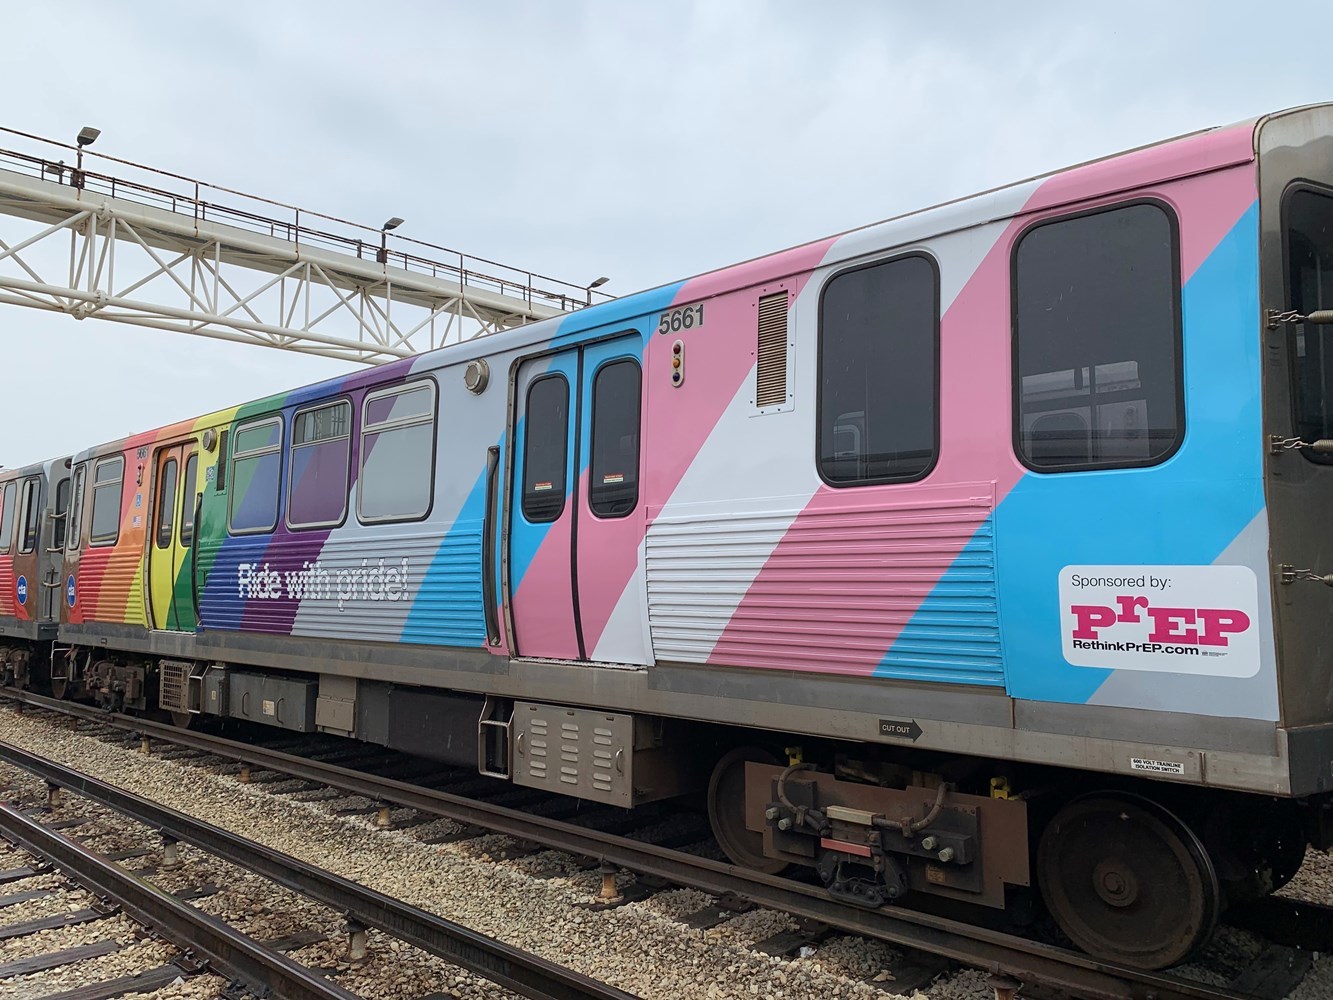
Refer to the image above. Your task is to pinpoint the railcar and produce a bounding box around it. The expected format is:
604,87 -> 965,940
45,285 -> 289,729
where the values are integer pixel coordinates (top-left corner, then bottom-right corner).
8,103 -> 1333,969
0,457 -> 70,687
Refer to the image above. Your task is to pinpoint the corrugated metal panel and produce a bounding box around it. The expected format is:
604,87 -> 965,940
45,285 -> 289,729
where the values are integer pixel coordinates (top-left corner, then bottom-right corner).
295,530 -> 484,646
85,550 -> 146,626
646,489 -> 1000,684
755,292 -> 788,407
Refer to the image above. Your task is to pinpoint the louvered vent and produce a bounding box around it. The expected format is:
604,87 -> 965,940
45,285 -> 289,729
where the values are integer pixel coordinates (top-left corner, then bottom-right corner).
756,291 -> 788,407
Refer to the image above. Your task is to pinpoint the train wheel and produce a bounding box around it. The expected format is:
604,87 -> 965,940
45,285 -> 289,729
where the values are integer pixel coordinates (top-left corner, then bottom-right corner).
169,711 -> 194,729
49,674 -> 70,700
1038,793 -> 1220,969
707,747 -> 788,875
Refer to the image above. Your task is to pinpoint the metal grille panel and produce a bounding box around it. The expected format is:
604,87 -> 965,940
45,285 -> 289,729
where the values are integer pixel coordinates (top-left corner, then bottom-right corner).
755,291 -> 788,407
158,659 -> 192,714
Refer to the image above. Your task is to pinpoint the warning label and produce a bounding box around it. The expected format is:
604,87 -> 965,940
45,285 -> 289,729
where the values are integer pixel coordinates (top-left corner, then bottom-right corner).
1130,757 -> 1186,775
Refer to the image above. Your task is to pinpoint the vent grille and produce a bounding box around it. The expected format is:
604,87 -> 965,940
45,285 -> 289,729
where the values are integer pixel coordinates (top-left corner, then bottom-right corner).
158,659 -> 191,714
756,291 -> 788,407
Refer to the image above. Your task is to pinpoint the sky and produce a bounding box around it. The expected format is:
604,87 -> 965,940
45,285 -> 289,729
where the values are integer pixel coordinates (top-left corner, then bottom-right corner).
2,0 -> 1331,466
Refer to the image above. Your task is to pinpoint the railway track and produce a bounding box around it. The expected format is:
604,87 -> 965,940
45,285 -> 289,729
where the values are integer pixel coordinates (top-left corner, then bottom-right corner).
0,797 -> 362,1000
0,688 -> 1318,1000
0,747 -> 638,1000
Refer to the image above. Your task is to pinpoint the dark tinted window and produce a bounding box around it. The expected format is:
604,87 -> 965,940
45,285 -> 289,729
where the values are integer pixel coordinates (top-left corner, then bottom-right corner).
229,418 -> 282,534
589,360 -> 641,518
1014,202 -> 1181,471
90,457 -> 124,546
358,383 -> 436,523
155,459 -> 178,549
522,375 -> 569,523
289,400 -> 351,528
1286,187 -> 1333,457
180,454 -> 198,547
66,465 -> 85,552
18,479 -> 40,553
819,255 -> 938,485
53,477 -> 69,550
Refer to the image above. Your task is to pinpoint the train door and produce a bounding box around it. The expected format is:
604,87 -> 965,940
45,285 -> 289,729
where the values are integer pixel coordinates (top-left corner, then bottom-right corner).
509,351 -> 581,658
508,335 -> 646,662
40,473 -> 70,622
148,444 -> 198,631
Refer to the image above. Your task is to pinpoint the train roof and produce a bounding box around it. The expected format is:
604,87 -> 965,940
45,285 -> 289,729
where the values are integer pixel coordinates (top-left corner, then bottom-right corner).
66,103 -> 1332,466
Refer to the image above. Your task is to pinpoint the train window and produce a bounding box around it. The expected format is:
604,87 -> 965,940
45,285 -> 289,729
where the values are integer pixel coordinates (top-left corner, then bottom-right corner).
52,477 -> 69,551
66,465 -> 86,552
1285,186 -> 1333,460
288,400 -> 351,529
228,417 -> 283,535
155,459 -> 178,549
589,360 -> 641,518
18,479 -> 39,554
522,375 -> 569,523
358,382 -> 436,523
180,454 -> 198,548
818,254 -> 939,485
1014,202 -> 1182,471
90,457 -> 124,547
0,482 -> 12,553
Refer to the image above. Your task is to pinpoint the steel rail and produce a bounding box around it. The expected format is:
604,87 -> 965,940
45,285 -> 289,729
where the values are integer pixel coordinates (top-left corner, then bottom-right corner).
0,738 -> 638,1000
0,800 -> 361,1000
0,691 -> 1260,1000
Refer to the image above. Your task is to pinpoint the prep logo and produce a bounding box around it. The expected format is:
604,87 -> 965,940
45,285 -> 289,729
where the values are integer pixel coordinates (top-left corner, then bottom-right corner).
1059,565 -> 1261,678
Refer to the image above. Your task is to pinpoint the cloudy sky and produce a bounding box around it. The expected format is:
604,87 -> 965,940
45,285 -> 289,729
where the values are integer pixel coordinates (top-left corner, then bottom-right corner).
2,1 -> 1330,466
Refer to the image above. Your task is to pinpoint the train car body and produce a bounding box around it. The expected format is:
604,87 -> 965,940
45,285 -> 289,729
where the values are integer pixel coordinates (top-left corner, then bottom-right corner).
0,456 -> 70,685
30,103 -> 1333,968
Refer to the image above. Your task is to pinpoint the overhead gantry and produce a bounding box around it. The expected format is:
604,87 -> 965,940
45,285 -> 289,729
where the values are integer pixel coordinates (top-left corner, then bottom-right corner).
0,127 -> 608,364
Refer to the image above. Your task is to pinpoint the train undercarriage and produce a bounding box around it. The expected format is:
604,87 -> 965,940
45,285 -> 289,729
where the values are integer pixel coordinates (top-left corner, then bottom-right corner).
0,641 -> 1324,970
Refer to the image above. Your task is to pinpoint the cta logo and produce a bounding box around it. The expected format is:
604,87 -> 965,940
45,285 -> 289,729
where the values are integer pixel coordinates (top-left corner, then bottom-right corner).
14,576 -> 26,606
1059,565 -> 1261,678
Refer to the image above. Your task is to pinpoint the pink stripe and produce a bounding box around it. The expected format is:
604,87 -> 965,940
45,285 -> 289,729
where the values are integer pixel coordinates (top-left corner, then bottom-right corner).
708,152 -> 1257,676
577,238 -> 839,654
510,509 -> 581,659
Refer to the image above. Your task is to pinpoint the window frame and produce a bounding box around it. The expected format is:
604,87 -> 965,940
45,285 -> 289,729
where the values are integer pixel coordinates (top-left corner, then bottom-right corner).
1009,197 -> 1185,474
17,477 -> 40,554
286,396 -> 353,531
154,457 -> 179,551
52,476 -> 70,551
0,481 -> 13,554
520,372 -> 572,524
89,456 -> 125,548
356,379 -> 438,526
1280,180 -> 1333,465
227,415 -> 285,536
66,463 -> 86,553
588,357 -> 643,519
179,452 -> 199,549
815,251 -> 942,488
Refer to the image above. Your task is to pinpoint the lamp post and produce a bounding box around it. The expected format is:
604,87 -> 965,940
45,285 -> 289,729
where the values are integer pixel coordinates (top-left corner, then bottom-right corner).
71,126 -> 100,190
378,217 -> 404,264
586,275 -> 610,305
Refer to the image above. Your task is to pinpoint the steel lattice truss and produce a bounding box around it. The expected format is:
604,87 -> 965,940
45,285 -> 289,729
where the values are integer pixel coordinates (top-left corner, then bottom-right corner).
0,136 -> 598,365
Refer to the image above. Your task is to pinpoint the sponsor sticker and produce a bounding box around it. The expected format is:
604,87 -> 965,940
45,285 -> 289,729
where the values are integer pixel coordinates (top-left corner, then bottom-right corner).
1059,565 -> 1260,677
1130,757 -> 1185,775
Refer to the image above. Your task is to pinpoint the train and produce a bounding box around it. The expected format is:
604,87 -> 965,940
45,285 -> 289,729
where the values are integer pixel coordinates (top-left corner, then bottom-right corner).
4,102 -> 1333,970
